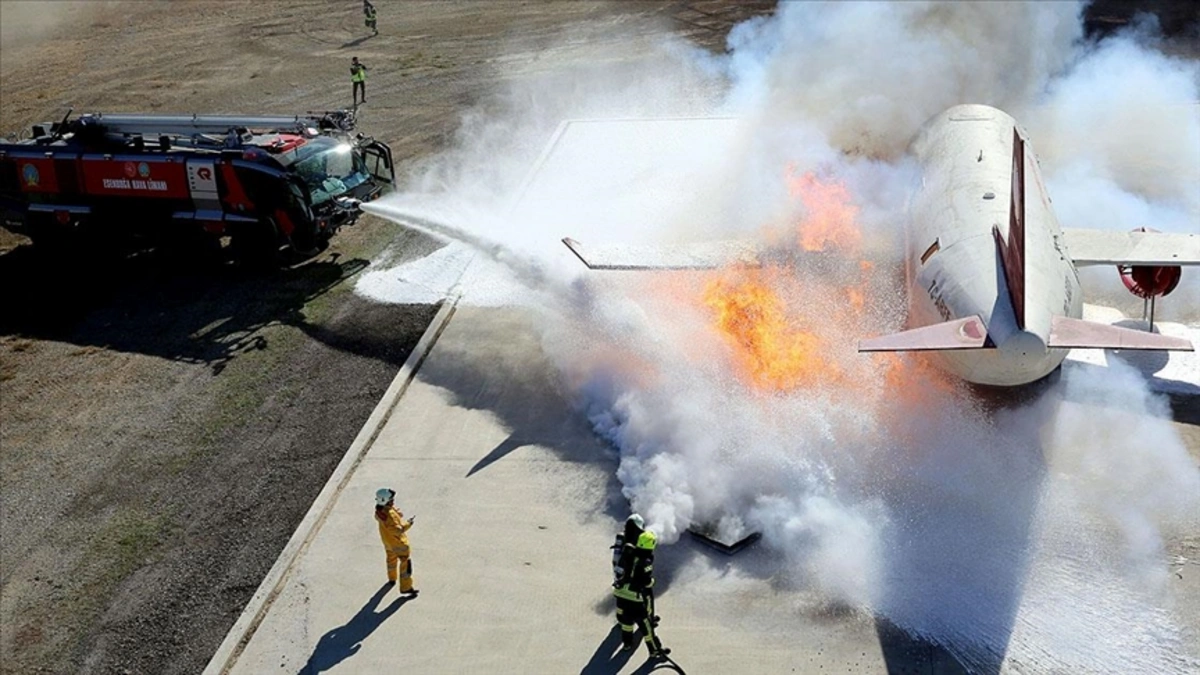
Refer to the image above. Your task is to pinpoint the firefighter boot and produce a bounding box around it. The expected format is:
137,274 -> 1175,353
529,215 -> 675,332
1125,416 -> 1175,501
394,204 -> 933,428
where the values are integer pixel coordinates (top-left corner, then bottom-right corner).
620,625 -> 637,651
645,632 -> 670,658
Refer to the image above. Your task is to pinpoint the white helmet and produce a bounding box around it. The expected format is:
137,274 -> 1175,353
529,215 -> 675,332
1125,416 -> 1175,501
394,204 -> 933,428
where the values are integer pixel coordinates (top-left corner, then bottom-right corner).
627,513 -> 644,529
375,488 -> 395,506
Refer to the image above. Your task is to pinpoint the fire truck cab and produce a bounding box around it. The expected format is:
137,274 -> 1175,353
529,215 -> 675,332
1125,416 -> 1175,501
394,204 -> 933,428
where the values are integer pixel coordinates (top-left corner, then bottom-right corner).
0,109 -> 394,262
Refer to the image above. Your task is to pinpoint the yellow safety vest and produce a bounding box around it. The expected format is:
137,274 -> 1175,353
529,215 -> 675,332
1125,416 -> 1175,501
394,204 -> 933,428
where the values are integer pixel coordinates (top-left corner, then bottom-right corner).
351,65 -> 366,83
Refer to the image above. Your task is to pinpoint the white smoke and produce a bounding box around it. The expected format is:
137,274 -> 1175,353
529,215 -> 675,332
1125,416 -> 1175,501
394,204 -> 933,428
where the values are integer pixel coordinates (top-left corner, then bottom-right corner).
360,2 -> 1200,670
722,1 -> 1084,157
1027,27 -> 1200,321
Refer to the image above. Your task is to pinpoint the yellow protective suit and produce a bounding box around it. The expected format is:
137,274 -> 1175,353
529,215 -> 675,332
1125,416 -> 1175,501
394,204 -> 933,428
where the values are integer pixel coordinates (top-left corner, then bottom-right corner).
376,505 -> 414,592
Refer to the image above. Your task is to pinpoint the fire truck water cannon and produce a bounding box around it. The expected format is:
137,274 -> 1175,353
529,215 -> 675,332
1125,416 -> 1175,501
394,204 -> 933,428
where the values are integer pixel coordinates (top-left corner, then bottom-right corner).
0,109 -> 396,263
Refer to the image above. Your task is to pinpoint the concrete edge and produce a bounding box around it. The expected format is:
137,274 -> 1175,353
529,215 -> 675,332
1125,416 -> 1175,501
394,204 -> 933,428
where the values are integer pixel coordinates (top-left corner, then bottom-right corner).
202,293 -> 461,675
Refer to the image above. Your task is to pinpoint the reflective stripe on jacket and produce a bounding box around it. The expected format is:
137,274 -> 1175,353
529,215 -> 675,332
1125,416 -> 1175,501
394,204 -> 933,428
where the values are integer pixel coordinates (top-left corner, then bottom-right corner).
613,585 -> 643,602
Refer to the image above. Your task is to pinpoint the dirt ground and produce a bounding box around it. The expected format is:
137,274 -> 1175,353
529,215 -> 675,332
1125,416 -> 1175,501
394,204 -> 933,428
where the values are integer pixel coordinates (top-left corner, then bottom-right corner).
0,1 -> 1197,674
0,2 -> 773,674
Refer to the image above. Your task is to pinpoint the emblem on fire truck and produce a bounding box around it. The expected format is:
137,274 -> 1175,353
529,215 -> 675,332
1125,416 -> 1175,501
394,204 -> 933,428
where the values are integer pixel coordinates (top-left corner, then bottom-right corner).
21,164 -> 39,187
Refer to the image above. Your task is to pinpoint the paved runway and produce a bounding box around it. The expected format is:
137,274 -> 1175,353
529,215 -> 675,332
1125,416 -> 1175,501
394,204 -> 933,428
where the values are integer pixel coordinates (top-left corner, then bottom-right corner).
205,271 -> 1200,675
205,303 -> 961,675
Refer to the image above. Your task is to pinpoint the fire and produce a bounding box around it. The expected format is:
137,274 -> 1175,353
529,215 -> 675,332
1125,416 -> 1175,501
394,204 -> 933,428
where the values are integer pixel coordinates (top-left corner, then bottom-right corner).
698,170 -> 871,392
786,166 -> 863,253
847,287 -> 865,312
848,260 -> 874,311
677,165 -> 963,433
703,267 -> 836,390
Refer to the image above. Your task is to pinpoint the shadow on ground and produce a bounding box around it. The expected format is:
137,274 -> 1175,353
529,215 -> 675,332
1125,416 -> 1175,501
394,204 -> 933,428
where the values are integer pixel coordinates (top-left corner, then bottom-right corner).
0,243 -> 426,372
415,306 -> 630,517
298,583 -> 413,674
581,624 -> 637,675
340,34 -> 375,49
875,619 -> 971,675
0,238 -> 442,675
581,624 -> 688,675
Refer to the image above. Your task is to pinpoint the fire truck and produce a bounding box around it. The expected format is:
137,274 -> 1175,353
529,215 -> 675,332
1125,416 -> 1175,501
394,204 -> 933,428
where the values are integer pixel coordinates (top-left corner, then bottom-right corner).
0,109 -> 394,262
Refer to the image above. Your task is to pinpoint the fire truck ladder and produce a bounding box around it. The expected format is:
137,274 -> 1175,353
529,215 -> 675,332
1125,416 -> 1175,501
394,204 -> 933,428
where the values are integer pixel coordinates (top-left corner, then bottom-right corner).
68,111 -> 356,148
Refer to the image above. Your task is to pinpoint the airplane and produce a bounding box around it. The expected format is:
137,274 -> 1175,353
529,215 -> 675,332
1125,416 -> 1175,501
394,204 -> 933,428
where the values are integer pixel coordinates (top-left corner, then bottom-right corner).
561,104 -> 1200,387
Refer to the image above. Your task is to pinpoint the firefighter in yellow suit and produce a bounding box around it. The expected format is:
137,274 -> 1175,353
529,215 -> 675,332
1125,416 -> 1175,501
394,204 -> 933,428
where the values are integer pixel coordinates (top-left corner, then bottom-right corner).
375,488 -> 419,595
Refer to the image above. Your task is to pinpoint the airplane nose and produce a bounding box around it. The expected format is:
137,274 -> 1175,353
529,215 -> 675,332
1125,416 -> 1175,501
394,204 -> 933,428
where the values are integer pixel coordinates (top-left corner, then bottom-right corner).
1000,330 -> 1047,358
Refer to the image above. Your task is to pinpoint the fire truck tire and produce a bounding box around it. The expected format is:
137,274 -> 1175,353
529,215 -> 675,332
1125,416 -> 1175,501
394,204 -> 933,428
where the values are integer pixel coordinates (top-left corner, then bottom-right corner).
287,217 -> 325,260
25,214 -> 71,251
232,218 -> 282,268
293,232 -> 331,260
315,231 -> 332,252
163,225 -> 222,267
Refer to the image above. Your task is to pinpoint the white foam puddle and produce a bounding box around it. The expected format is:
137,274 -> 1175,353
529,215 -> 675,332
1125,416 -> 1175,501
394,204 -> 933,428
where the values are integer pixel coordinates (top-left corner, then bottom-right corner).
355,242 -> 531,308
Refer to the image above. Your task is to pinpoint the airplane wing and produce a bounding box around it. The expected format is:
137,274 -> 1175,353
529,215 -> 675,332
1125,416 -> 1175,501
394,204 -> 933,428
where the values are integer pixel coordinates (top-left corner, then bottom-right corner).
1061,228 -> 1200,267
561,237 -> 763,270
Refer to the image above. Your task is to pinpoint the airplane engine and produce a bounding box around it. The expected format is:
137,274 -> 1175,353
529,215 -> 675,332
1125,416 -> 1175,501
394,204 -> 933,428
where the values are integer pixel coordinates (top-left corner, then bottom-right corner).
1117,228 -> 1182,299
1119,263 -> 1182,299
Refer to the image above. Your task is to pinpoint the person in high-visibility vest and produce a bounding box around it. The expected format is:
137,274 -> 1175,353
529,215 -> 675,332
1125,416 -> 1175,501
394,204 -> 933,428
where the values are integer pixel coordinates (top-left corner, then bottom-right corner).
350,57 -> 368,106
363,0 -> 378,35
375,488 -> 418,595
613,530 -> 669,657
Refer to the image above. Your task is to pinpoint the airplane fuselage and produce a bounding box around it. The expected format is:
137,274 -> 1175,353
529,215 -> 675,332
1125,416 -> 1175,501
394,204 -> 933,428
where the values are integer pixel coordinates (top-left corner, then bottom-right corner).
552,110 -> 1196,383
905,105 -> 1084,386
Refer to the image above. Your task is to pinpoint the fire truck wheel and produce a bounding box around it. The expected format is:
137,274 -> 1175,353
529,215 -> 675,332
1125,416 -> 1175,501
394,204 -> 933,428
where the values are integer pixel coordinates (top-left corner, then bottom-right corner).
232,218 -> 282,269
296,232 -> 331,260
163,225 -> 222,267
315,231 -> 332,252
25,214 -> 72,251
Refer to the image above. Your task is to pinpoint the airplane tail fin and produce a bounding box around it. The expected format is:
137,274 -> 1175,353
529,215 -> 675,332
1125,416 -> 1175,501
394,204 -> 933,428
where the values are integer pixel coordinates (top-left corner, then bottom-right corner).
992,127 -> 1026,329
858,315 -> 990,352
1047,316 -> 1193,351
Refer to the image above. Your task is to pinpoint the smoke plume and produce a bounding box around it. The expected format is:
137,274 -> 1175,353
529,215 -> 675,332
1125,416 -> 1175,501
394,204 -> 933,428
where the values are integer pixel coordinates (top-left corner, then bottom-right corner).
361,2 -> 1200,670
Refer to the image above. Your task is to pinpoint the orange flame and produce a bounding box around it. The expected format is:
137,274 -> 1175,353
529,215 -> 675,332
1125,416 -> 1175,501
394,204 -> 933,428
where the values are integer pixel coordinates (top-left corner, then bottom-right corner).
703,267 -> 836,390
697,170 -> 873,392
786,167 -> 863,253
665,165 -> 967,437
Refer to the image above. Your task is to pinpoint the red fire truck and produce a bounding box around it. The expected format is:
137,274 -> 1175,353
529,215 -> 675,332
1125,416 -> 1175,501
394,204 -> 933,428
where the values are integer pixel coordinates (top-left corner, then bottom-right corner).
0,109 -> 394,262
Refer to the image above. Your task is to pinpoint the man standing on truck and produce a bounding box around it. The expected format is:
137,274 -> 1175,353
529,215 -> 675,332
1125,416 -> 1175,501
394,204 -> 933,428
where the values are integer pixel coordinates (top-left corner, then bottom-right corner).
351,56 -> 368,106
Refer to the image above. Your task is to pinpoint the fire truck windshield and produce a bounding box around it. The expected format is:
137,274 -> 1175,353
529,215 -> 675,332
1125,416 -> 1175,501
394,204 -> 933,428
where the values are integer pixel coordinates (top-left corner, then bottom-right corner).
289,138 -> 370,205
